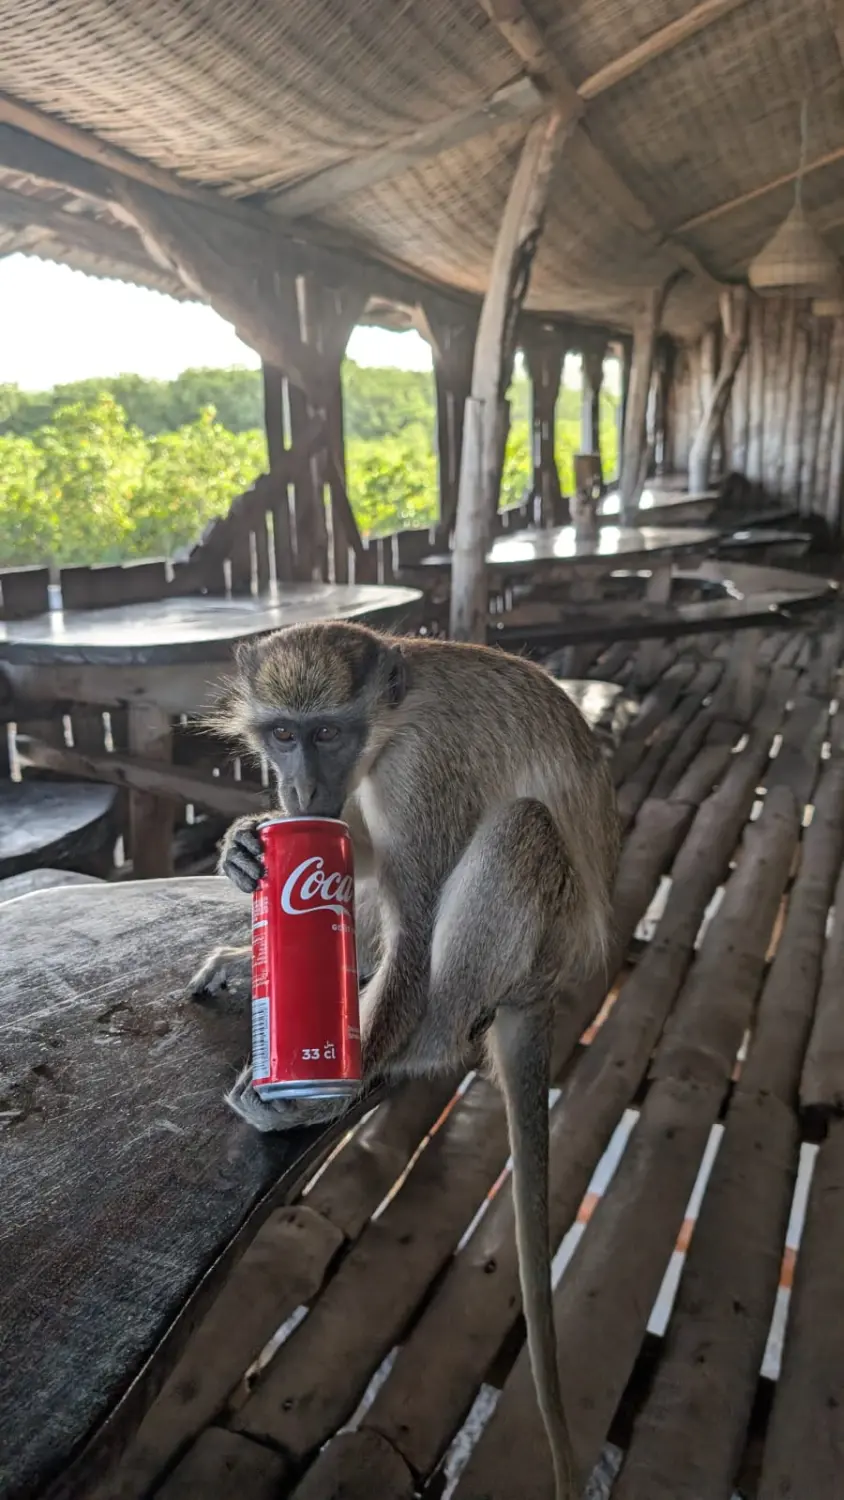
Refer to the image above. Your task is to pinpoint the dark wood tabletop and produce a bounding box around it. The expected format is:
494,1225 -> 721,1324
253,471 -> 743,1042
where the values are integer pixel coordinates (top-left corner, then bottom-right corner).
0,584 -> 422,668
599,488 -> 801,531
0,782 -> 117,880
0,879 -> 378,1500
418,524 -> 718,573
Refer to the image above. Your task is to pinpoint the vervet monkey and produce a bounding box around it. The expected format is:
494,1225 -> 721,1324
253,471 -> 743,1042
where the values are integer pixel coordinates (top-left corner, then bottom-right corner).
191,622 -> 619,1500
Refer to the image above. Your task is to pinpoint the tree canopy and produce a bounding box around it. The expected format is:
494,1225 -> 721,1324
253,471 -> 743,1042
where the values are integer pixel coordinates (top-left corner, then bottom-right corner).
0,360 -> 618,569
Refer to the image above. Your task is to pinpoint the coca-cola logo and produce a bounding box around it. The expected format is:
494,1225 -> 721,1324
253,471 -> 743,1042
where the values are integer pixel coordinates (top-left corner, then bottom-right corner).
280,856 -> 354,918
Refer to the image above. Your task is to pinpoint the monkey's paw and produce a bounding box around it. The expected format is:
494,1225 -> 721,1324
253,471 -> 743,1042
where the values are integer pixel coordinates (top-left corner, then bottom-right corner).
225,1063 -> 354,1132
186,945 -> 251,1001
219,815 -> 266,894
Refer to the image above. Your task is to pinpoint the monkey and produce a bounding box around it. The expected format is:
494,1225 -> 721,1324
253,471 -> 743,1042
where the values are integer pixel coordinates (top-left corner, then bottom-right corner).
189,621 -> 619,1500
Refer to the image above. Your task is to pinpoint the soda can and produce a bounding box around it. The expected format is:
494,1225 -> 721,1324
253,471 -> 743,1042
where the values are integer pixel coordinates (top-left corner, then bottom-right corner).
251,816 -> 362,1101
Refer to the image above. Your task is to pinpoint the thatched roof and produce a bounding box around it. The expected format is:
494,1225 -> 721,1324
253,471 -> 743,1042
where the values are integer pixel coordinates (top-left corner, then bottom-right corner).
0,0 -> 841,340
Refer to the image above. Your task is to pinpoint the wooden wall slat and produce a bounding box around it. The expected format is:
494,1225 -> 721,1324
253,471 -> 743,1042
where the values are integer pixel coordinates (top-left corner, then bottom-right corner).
672,295 -> 844,531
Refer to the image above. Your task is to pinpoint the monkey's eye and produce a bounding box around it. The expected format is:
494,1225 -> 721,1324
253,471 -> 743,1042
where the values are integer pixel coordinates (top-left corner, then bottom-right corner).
272,726 -> 295,744
314,724 -> 340,743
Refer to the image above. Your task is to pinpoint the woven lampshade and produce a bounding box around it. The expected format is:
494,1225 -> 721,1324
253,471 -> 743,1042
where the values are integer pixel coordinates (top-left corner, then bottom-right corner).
748,203 -> 840,296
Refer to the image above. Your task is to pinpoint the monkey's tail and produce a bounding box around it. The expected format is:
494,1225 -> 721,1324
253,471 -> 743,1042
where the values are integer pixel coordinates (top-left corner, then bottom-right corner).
489,1003 -> 579,1500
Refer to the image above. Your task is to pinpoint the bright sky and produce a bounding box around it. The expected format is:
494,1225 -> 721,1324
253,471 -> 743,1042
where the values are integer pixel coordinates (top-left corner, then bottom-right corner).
0,252 -> 607,391
0,254 -> 433,388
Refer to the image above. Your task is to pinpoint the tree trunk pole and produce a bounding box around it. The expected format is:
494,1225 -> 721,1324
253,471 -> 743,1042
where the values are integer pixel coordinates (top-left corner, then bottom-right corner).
580,338 -> 607,484
450,111 -> 568,642
619,285 -> 670,525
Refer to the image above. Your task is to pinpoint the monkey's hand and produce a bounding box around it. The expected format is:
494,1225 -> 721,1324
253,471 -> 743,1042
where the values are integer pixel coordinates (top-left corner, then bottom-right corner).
219,814 -> 266,894
225,1062 -> 354,1132
186,944 -> 251,1000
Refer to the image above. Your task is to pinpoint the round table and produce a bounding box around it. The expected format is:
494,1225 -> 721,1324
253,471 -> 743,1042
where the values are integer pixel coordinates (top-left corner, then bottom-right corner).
0,583 -> 421,877
418,525 -> 719,606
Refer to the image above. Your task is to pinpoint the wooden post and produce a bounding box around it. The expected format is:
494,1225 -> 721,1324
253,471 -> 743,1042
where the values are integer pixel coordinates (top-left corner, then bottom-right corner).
619,286 -> 669,525
302,281 -> 367,585
688,289 -> 750,493
450,111 -> 567,643
524,326 -> 568,526
127,704 -> 174,878
425,304 -> 477,543
652,335 -> 673,474
261,364 -> 294,583
618,334 -> 632,482
580,336 -> 607,484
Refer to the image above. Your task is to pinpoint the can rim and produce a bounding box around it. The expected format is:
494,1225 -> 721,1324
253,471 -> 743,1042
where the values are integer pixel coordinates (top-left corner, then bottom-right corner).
257,815 -> 351,831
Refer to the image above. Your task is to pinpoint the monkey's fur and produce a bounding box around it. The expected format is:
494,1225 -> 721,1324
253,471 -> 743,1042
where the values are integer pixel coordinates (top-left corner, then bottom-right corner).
190,622 -> 619,1500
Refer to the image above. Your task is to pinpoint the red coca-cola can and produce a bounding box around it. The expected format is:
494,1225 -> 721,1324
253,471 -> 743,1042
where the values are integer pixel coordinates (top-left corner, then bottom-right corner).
251,816 -> 361,1101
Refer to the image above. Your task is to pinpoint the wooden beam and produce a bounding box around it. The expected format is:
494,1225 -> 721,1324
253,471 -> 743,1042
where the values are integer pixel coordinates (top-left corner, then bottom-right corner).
825,0 -> 844,72
0,184 -> 161,277
112,178 -> 329,400
677,143 -> 844,233
478,0 -> 720,288
267,77 -> 543,217
450,109 -> 567,642
0,90 -> 258,221
578,0 -> 752,101
16,735 -> 262,819
0,122 -> 468,315
478,1 -> 584,123
688,287 -> 749,492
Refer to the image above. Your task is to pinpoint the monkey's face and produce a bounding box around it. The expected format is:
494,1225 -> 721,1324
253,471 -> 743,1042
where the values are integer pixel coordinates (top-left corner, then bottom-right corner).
219,623 -> 408,818
262,709 -> 369,818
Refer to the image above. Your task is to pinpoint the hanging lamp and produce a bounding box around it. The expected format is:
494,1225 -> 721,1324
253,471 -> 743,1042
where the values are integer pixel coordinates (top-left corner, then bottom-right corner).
748,101 -> 841,296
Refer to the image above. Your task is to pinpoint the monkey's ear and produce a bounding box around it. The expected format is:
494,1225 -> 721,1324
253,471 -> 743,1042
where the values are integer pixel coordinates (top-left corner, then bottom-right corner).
233,637 -> 261,676
384,646 -> 408,708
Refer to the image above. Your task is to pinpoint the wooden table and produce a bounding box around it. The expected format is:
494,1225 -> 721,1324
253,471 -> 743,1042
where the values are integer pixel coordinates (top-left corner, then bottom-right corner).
0,782 -> 117,880
418,525 -> 719,606
599,487 -> 800,530
599,488 -> 720,526
0,584 -> 421,879
0,878 -> 376,1500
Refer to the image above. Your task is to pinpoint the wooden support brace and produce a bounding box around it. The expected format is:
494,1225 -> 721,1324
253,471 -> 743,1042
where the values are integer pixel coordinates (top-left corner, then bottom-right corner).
111,179 -> 329,402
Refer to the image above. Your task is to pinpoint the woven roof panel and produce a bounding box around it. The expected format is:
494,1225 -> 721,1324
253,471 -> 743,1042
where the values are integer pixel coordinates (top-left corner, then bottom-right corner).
534,0 -> 700,85
0,0 -> 517,193
584,0 -> 843,232
0,0 -> 841,339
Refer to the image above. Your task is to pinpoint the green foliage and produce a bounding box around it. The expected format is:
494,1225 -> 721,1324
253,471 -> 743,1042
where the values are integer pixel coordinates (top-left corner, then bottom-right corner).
346,424 -> 438,536
341,363 -> 436,442
0,395 -> 266,568
0,360 -> 619,567
0,367 -> 266,438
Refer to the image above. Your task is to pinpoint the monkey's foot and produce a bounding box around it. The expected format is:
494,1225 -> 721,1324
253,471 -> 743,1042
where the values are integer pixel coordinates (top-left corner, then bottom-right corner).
225,1063 -> 354,1133
186,945 -> 251,1001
